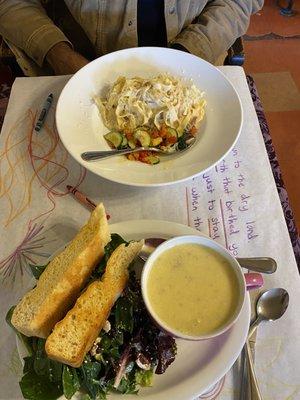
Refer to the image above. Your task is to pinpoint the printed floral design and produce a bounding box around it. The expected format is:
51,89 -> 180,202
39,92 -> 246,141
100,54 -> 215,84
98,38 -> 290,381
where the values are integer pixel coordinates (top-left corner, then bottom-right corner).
0,220 -> 53,284
0,96 -> 86,284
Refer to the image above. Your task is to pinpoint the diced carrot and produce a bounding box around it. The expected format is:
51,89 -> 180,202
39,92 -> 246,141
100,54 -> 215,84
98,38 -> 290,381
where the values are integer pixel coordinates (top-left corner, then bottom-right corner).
128,150 -> 155,164
166,136 -> 177,145
140,155 -> 151,164
159,125 -> 167,138
190,126 -> 197,136
151,130 -> 160,139
125,131 -> 133,140
137,153 -> 148,164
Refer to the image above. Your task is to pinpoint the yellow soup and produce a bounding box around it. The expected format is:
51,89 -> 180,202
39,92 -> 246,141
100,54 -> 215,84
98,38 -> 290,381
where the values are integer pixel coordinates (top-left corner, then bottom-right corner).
147,244 -> 240,336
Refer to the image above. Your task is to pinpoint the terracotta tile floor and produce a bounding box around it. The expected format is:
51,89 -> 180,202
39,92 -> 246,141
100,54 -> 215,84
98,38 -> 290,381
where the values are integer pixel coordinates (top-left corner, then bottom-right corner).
247,0 -> 300,37
244,0 -> 300,230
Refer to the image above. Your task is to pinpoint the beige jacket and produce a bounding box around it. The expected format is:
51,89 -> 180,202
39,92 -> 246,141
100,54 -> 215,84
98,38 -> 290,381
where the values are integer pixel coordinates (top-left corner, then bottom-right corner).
0,0 -> 263,76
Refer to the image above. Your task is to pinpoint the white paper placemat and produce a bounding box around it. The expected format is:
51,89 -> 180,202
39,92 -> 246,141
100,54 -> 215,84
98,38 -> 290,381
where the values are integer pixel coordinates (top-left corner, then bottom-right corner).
0,67 -> 299,400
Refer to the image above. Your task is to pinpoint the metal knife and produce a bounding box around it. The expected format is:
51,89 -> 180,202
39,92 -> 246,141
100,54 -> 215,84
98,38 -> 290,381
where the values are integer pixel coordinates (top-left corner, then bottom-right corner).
249,289 -> 259,361
246,289 -> 261,399
239,289 -> 259,400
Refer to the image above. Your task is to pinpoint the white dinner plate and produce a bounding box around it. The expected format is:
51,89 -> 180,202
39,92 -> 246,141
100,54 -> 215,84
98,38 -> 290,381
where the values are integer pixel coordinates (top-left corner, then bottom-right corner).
17,219 -> 250,400
56,47 -> 243,187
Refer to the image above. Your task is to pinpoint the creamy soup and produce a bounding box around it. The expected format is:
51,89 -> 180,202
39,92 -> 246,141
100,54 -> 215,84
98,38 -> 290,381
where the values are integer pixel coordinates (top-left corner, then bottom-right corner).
147,244 -> 240,336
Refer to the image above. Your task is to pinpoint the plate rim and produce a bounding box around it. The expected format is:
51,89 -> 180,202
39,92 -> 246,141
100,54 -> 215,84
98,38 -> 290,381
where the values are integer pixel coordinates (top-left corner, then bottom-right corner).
55,47 -> 243,188
17,219 -> 250,400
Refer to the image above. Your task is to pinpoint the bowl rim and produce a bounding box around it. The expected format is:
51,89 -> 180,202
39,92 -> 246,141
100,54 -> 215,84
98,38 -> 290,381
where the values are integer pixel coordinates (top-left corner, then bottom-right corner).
141,235 -> 246,341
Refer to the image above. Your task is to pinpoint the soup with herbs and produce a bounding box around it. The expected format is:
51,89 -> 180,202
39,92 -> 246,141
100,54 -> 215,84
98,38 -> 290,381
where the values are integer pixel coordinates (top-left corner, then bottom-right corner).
147,244 -> 240,336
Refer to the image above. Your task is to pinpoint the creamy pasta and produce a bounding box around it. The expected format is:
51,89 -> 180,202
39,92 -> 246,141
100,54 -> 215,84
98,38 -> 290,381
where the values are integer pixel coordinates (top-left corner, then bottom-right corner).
95,74 -> 206,133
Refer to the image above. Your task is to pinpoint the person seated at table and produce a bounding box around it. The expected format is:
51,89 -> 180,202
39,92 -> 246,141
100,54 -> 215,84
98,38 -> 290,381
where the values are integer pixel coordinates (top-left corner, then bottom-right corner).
0,0 -> 263,76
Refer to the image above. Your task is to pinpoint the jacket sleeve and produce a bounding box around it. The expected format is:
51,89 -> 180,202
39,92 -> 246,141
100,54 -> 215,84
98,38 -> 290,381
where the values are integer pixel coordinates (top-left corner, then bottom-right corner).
173,0 -> 264,63
0,0 -> 72,67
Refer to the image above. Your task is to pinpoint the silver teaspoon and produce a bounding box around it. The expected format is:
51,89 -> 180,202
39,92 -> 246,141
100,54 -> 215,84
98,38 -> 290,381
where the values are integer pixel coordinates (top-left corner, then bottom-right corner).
81,136 -> 196,161
140,238 -> 277,274
241,288 -> 289,400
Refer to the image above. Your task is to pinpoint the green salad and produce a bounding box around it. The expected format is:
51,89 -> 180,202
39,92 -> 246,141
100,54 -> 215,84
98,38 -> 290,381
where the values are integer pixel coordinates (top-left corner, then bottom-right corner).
6,234 -> 177,400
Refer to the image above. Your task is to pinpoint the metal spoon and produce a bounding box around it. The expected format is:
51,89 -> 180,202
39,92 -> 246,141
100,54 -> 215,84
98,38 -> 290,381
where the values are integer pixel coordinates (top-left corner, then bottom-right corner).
240,288 -> 289,400
81,136 -> 196,161
140,238 -> 277,274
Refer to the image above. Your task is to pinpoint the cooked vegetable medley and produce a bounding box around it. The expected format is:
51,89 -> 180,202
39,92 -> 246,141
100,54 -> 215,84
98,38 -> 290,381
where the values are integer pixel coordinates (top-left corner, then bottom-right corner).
104,125 -> 198,165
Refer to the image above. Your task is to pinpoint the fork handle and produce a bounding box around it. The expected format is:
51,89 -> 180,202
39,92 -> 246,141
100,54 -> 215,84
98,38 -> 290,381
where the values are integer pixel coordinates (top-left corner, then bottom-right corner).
81,147 -> 146,161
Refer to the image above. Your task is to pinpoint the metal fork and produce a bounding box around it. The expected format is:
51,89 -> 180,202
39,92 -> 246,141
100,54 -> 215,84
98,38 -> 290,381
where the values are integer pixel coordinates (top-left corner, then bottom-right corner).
81,136 -> 196,161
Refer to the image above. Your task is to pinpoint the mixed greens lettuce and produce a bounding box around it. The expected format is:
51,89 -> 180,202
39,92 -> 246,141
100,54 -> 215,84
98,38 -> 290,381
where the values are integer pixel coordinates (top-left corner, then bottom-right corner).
6,234 -> 176,400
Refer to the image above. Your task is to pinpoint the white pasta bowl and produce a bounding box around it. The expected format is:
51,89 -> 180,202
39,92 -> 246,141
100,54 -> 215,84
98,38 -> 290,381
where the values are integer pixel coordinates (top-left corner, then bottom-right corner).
56,47 -> 243,187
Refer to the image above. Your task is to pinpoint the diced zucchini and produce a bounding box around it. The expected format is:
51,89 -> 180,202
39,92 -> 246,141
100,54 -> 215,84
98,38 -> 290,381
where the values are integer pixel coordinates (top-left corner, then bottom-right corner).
166,127 -> 178,140
128,140 -> 136,149
134,129 -> 151,147
145,155 -> 160,165
177,129 -> 184,138
104,131 -> 123,149
152,137 -> 163,147
121,136 -> 128,148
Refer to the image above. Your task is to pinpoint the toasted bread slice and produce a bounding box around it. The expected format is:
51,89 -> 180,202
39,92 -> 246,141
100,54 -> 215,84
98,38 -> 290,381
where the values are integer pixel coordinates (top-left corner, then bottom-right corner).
11,203 -> 110,338
45,240 -> 143,367
103,242 -> 141,296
